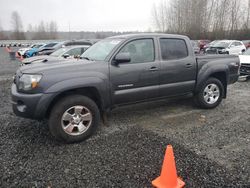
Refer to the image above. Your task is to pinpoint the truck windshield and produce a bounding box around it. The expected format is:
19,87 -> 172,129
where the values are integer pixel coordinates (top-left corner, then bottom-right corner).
50,48 -> 67,57
80,39 -> 123,61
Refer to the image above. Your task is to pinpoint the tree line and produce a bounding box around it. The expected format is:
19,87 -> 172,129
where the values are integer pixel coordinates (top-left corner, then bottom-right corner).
1,2 -> 250,41
0,11 -> 58,40
152,0 -> 250,40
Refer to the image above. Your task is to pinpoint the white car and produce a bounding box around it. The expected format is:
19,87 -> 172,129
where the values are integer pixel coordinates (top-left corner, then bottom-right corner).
206,40 -> 246,55
239,48 -> 250,76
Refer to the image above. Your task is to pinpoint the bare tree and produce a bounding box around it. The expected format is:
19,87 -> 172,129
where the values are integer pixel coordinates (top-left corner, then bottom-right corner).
11,11 -> 25,39
152,1 -> 169,32
49,21 -> 58,39
27,24 -> 33,32
244,0 -> 250,29
31,20 -> 58,39
0,20 -> 5,40
36,21 -> 47,39
152,0 -> 250,40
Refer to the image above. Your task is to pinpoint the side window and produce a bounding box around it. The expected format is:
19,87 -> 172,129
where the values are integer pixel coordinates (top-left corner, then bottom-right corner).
236,42 -> 242,46
118,39 -> 155,63
160,38 -> 188,60
67,48 -> 82,56
231,42 -> 237,47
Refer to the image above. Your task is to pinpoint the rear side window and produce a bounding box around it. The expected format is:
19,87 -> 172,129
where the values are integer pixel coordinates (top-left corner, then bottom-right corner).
160,39 -> 188,60
231,42 -> 238,46
67,48 -> 82,56
235,42 -> 242,46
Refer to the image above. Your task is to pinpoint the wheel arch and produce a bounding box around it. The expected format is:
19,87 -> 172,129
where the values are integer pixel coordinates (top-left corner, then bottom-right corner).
209,72 -> 227,98
45,87 -> 103,118
196,64 -> 229,98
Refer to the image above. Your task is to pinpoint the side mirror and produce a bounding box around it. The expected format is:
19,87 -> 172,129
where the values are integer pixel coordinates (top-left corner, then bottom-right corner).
113,52 -> 131,65
63,54 -> 70,58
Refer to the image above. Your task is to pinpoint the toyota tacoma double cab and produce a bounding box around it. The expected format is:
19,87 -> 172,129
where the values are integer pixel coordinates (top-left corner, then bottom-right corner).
11,34 -> 240,143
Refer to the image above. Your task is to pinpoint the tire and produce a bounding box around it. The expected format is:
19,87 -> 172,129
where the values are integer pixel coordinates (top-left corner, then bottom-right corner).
48,95 -> 100,143
194,77 -> 224,109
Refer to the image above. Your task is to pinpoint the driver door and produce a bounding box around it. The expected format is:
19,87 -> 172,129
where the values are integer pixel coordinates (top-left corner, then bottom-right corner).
109,38 -> 160,105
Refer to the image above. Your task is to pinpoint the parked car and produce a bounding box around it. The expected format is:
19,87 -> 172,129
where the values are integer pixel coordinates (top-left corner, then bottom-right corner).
24,43 -> 46,58
191,40 -> 200,54
37,40 -> 93,55
11,33 -> 240,143
36,42 -> 59,55
203,40 -> 219,52
17,44 -> 38,56
22,45 -> 90,65
239,48 -> 250,76
206,40 -> 246,55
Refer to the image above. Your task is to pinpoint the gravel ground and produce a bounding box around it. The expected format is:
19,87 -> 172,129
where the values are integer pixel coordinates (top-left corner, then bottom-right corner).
0,48 -> 249,187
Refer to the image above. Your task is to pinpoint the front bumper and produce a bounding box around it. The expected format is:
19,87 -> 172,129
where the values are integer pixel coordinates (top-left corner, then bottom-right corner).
240,64 -> 250,75
229,73 -> 240,84
11,84 -> 55,120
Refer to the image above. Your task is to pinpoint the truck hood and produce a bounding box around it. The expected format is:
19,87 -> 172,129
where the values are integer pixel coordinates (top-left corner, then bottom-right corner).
239,55 -> 250,64
19,59 -> 96,74
22,55 -> 65,64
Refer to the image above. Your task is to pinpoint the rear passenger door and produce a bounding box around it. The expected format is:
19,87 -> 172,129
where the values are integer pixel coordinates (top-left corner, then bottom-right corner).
110,38 -> 160,105
158,38 -> 196,97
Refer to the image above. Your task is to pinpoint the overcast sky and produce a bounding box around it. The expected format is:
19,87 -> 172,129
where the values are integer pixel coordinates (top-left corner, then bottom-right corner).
0,0 -> 161,32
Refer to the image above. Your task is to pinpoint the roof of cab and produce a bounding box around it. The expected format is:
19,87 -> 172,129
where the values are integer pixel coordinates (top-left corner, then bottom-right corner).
108,33 -> 189,40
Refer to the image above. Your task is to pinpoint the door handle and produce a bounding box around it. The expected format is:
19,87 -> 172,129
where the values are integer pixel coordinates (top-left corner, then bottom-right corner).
149,66 -> 159,71
185,63 -> 192,68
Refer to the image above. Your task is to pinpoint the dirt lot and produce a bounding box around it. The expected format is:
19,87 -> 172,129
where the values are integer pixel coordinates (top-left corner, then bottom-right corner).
0,48 -> 249,187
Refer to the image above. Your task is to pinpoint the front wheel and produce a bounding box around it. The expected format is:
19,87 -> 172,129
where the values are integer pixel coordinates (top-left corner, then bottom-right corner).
194,78 -> 224,109
48,95 -> 100,143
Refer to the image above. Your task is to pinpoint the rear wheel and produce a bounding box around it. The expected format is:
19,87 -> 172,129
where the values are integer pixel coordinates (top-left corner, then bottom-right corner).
48,95 -> 100,143
194,78 -> 224,109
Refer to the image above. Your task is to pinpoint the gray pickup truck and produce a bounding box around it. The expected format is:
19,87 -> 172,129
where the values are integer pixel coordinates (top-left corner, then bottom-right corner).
11,34 -> 240,143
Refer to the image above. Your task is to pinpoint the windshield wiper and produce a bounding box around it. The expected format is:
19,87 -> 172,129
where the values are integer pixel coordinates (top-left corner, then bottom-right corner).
80,56 -> 93,61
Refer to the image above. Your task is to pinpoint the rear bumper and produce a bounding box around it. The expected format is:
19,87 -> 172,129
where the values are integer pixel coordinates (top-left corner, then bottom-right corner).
11,84 -> 55,120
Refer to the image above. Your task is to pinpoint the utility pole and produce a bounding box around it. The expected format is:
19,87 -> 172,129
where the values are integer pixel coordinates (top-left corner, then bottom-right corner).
68,22 -> 71,40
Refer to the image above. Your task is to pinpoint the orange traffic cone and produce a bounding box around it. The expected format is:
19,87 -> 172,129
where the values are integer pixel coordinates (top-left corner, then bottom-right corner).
152,145 -> 185,188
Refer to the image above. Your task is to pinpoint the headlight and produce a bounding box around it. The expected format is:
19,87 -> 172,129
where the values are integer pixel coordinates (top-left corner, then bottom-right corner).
18,74 -> 42,91
221,49 -> 226,52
